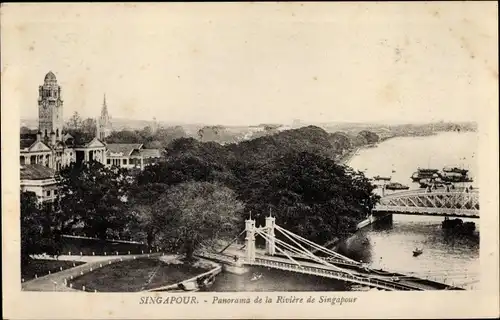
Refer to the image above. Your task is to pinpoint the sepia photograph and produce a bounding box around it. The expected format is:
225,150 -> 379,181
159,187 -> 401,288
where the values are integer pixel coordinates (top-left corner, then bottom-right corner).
2,2 -> 499,319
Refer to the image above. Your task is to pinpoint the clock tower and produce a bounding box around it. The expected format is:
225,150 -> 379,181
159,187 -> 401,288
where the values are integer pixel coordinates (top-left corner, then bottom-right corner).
38,71 -> 64,141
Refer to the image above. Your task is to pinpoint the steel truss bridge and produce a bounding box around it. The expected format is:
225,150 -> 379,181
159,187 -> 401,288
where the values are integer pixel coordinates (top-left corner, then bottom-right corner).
197,216 -> 465,291
373,189 -> 479,218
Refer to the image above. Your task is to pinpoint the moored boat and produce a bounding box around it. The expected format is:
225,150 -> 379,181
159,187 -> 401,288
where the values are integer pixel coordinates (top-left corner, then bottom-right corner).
413,248 -> 423,257
411,168 -> 440,182
385,182 -> 410,190
443,166 -> 468,175
374,175 -> 391,181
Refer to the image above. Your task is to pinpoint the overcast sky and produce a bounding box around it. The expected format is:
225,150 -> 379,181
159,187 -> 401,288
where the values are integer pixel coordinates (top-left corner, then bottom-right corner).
2,3 -> 497,126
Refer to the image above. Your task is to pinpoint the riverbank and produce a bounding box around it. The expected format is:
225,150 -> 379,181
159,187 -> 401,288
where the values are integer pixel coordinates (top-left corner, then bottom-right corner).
338,147 -> 360,165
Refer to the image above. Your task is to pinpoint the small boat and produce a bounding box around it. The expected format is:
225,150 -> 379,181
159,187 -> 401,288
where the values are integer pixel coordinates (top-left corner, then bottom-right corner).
178,281 -> 200,292
411,168 -> 440,182
413,248 -> 423,257
443,166 -> 469,175
251,273 -> 263,281
385,182 -> 410,190
373,175 -> 391,181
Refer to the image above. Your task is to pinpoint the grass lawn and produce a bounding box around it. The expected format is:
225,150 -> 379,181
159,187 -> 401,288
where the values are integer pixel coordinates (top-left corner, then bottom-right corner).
59,237 -> 149,256
70,258 -> 208,292
22,259 -> 85,281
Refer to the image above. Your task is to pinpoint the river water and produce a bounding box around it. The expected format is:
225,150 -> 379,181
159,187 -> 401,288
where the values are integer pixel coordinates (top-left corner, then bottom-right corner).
206,131 -> 480,291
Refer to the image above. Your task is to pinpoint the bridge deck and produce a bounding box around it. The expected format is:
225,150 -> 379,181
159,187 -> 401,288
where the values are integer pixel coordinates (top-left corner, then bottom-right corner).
198,250 -> 461,291
373,205 -> 479,218
375,188 -> 479,217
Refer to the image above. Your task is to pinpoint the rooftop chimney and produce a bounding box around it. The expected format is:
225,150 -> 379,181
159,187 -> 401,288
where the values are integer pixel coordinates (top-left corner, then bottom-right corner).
36,131 -> 42,142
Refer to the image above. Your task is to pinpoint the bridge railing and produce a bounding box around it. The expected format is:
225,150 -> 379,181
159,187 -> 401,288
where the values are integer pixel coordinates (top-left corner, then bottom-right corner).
382,188 -> 478,199
373,205 -> 480,217
251,258 -> 417,291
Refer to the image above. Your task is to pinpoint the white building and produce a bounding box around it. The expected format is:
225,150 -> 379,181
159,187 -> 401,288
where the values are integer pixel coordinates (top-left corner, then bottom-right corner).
20,164 -> 58,203
106,143 -> 165,170
20,71 -> 107,202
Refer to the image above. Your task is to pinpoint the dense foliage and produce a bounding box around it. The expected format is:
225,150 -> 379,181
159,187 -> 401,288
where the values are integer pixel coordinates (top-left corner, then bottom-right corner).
21,125 -> 380,260
21,192 -> 61,263
56,161 -> 131,239
105,126 -> 187,148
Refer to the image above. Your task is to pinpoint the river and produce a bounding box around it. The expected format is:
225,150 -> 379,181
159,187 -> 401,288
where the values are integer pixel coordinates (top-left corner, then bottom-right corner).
205,131 -> 480,291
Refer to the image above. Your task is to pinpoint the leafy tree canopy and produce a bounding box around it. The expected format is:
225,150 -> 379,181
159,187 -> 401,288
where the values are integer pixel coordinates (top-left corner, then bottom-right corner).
56,161 -> 132,239
21,192 -> 62,262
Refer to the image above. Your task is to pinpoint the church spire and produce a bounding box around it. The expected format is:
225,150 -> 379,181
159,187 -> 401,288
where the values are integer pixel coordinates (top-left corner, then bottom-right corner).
101,94 -> 108,117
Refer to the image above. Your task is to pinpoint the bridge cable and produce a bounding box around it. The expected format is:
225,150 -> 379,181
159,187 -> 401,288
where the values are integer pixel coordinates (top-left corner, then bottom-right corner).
254,229 -> 302,266
275,224 -> 355,262
218,230 -> 247,254
256,228 -> 356,275
259,232 -> 324,262
275,225 -> 359,264
274,227 -> 354,274
254,228 -> 306,259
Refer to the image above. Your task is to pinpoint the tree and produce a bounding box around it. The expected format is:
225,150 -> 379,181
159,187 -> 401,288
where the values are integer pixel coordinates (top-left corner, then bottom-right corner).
329,131 -> 352,155
56,161 -> 132,239
232,151 -> 379,244
66,111 -> 83,130
153,181 -> 244,259
81,118 -> 97,137
20,126 -> 35,135
126,183 -> 171,247
20,192 -> 61,263
354,130 -> 380,146
107,130 -> 140,143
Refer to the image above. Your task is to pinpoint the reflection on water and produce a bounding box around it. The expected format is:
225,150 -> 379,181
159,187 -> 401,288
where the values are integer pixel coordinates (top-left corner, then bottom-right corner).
347,131 -> 480,290
207,132 -> 480,291
347,215 -> 479,290
204,266 -> 349,292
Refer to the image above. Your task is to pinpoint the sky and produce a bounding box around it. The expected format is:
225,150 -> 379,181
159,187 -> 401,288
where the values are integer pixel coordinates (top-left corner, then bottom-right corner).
2,3 -> 498,126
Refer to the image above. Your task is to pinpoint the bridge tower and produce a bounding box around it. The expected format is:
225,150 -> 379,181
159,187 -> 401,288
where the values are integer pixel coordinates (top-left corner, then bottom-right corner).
265,215 -> 276,255
245,218 -> 256,263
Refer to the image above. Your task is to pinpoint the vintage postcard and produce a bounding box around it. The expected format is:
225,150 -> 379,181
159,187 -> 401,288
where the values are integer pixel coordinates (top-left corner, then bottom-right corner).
2,2 -> 499,319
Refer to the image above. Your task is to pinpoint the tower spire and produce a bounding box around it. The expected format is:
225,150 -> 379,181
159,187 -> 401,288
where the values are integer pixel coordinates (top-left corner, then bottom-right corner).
102,94 -> 108,114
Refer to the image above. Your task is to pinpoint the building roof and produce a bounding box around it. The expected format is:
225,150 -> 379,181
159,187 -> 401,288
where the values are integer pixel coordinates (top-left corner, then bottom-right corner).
64,132 -> 98,147
44,71 -> 57,82
139,148 -> 164,158
106,143 -> 143,157
20,137 -> 36,149
20,164 -> 56,180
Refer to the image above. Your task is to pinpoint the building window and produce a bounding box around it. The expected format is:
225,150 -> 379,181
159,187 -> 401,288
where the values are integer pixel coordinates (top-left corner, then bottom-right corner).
107,159 -> 111,164
123,159 -> 127,165
20,156 -> 25,165
46,190 -> 51,197
54,190 -> 58,195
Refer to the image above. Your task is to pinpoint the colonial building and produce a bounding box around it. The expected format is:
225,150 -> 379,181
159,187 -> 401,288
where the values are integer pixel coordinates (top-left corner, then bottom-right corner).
20,72 -> 107,202
106,143 -> 165,170
20,71 -> 107,170
20,164 -> 58,203
97,94 -> 112,140
38,71 -> 64,141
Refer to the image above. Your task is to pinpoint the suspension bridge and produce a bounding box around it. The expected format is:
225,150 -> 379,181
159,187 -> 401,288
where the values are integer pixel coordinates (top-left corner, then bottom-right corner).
197,216 -> 466,291
373,188 -> 479,218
